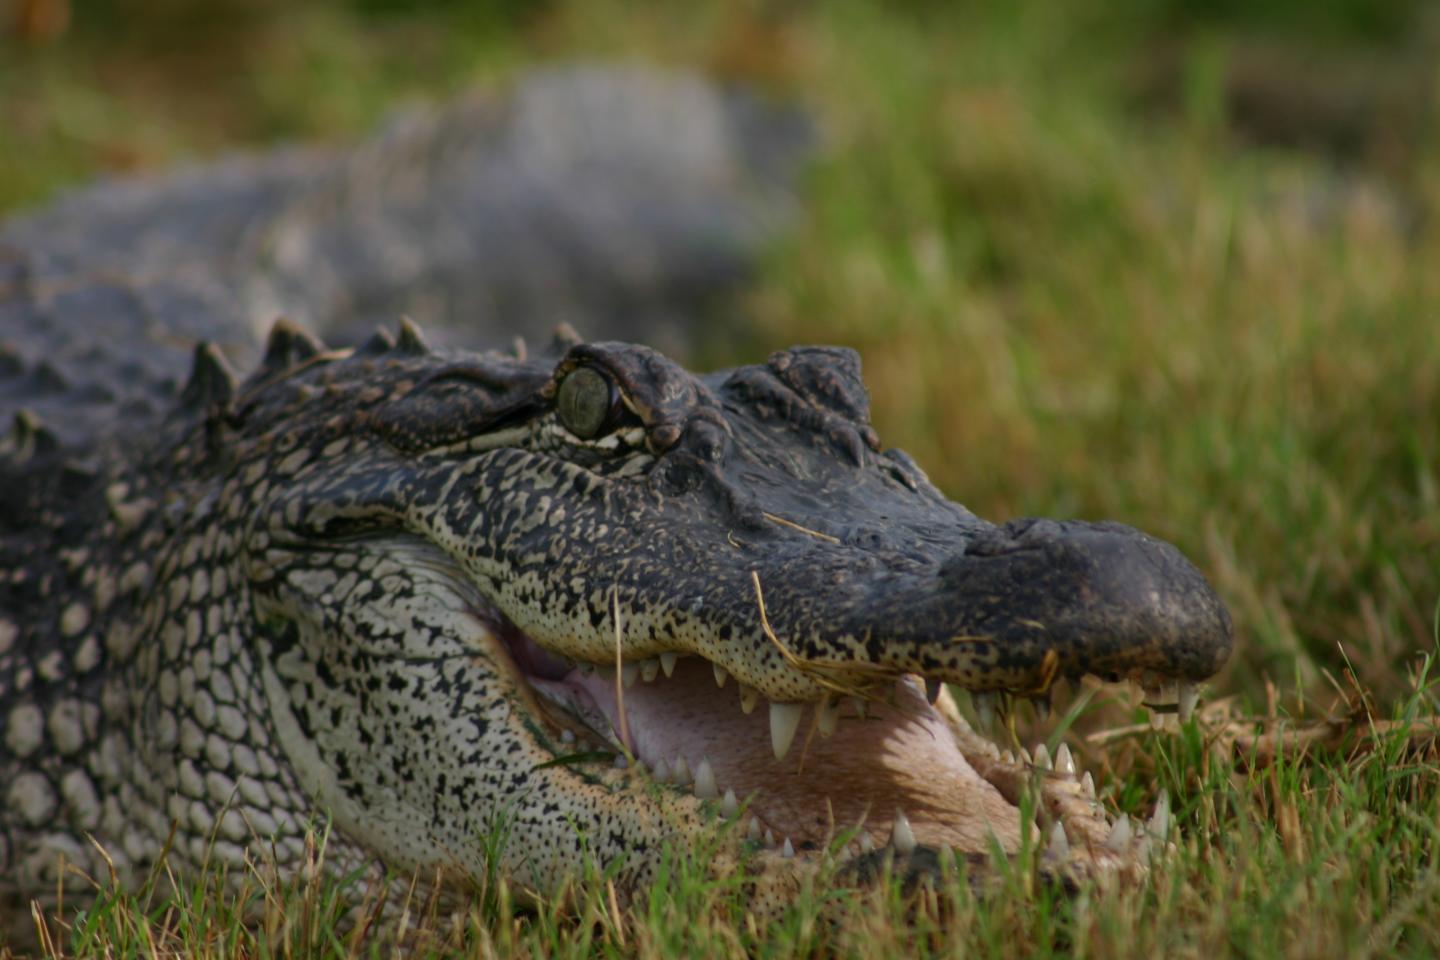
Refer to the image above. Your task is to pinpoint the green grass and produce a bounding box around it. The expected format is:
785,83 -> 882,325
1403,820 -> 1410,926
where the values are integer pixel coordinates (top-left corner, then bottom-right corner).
23,684 -> 1440,958
3,0 -> 1438,955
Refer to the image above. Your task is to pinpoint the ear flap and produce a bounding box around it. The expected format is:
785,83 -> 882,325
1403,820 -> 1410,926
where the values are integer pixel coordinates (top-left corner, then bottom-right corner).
369,359 -> 551,453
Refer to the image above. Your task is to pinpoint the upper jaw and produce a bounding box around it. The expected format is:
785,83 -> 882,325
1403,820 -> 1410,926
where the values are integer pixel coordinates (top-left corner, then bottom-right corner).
633,514 -> 1235,707
846,516 -> 1236,691
500,508 -> 1233,715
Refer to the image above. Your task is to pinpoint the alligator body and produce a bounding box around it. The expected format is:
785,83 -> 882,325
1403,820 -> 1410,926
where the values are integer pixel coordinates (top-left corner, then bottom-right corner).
0,68 -> 1233,936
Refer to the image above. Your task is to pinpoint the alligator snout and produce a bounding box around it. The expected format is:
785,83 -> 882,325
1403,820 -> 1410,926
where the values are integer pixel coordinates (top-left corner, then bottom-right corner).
794,517 -> 1233,704
860,517 -> 1235,700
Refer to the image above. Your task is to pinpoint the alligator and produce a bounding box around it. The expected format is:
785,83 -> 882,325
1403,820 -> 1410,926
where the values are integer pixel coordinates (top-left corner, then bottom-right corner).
0,66 -> 1233,939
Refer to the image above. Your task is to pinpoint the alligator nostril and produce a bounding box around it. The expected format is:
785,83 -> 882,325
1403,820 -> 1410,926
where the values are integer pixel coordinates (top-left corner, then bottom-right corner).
1008,518 -> 1063,544
958,523 -> 1039,558
843,527 -> 887,550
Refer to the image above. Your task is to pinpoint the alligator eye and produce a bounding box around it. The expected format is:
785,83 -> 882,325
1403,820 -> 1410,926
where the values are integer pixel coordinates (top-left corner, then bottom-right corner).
556,366 -> 620,439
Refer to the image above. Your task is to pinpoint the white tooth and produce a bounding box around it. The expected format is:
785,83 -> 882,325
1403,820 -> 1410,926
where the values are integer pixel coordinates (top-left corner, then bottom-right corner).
859,831 -> 875,852
660,651 -> 679,677
1178,683 -> 1199,723
1147,681 -> 1177,704
747,817 -> 762,841
1033,743 -> 1051,770
1019,747 -> 1033,765
817,698 -> 841,737
622,663 -> 640,688
560,728 -> 575,744
739,685 -> 759,714
721,788 -> 739,818
1001,750 -> 1015,765
613,754 -> 628,769
1148,789 -> 1170,838
652,758 -> 670,783
764,829 -> 775,848
781,837 -> 795,859
1149,709 -> 1164,731
1047,822 -> 1069,859
1081,771 -> 1096,799
974,692 -> 996,732
850,696 -> 867,720
770,702 -> 804,761
641,659 -> 659,683
1106,813 -> 1133,851
713,662 -> 730,688
890,810 -> 917,854
673,756 -> 692,786
1055,743 -> 1075,777
983,740 -> 1000,759
694,757 -> 718,799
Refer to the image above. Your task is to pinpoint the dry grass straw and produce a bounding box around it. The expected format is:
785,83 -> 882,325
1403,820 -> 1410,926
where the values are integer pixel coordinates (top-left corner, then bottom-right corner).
749,570 -> 884,703
612,585 -> 634,764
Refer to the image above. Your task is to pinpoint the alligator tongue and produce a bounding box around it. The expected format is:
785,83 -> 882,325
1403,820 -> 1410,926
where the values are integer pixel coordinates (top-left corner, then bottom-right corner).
567,659 -> 1025,852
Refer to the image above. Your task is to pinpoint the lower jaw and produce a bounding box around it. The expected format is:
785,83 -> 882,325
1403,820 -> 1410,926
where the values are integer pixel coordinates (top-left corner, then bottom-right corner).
529,656 -> 1034,857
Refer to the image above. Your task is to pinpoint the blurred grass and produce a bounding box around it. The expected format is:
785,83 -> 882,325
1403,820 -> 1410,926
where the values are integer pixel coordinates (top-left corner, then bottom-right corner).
735,1 -> 1440,708
2,0 -> 1439,954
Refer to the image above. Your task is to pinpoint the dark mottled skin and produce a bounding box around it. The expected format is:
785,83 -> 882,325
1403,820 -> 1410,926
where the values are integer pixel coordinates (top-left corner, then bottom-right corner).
0,67 -> 1231,939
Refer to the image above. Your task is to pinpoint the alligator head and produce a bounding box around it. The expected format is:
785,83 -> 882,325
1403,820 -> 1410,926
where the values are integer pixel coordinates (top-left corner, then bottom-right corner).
150,319 -> 1231,907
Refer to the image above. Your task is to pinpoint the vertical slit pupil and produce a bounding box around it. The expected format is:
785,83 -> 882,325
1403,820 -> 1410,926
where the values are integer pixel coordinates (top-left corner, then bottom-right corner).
558,367 -> 615,438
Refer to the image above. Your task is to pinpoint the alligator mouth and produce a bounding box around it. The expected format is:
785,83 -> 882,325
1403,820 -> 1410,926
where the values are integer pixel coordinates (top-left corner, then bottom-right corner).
504,628 -> 1168,867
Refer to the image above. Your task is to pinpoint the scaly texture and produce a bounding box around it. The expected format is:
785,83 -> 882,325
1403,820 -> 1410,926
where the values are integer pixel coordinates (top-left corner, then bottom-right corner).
0,67 -> 1230,938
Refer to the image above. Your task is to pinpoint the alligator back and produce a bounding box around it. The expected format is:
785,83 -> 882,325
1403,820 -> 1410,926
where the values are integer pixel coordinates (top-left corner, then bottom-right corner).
0,65 -> 810,449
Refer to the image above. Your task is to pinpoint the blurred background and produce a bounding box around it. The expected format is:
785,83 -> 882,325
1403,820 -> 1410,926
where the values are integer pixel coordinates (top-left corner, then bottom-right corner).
2,0 -> 1437,713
